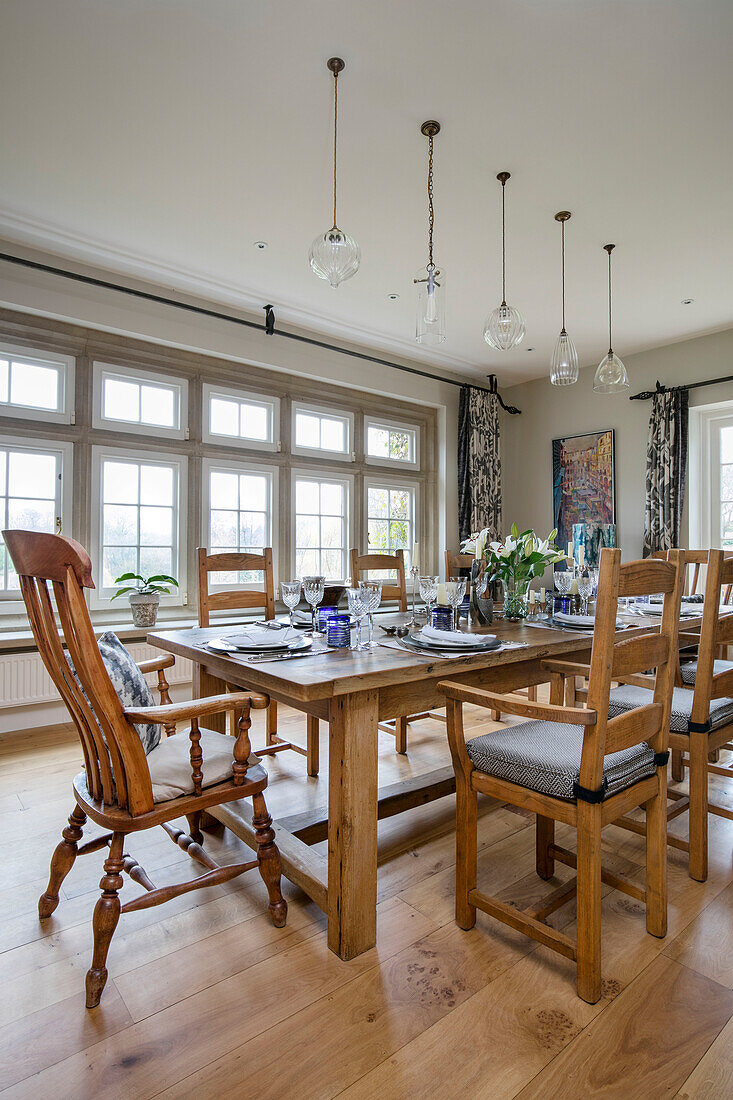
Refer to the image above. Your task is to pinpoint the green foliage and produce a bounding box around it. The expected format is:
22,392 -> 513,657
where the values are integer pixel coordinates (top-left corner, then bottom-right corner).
111,572 -> 179,600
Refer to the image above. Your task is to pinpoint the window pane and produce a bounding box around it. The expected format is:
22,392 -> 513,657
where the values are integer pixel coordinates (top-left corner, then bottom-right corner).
241,403 -> 268,441
296,515 -> 319,548
140,465 -> 174,506
722,465 -> 733,501
139,505 -> 172,546
390,519 -> 410,549
210,397 -> 239,437
104,461 -> 139,504
8,451 -> 56,498
210,470 -> 238,509
367,426 -> 389,457
320,417 -> 345,452
10,362 -> 59,410
390,489 -> 409,519
240,512 -> 265,547
103,504 -> 138,545
321,516 -> 343,548
722,427 -> 733,466
320,482 -> 343,516
296,413 -> 320,449
321,549 -> 343,578
139,547 -> 172,577
7,498 -> 55,531
369,519 -> 389,550
141,384 -> 176,428
0,361 -> 8,403
367,486 -> 388,518
296,479 -> 319,514
103,547 -> 136,587
0,451 -> 5,496
389,430 -> 411,461
211,509 -> 238,546
240,474 -> 267,512
296,549 -> 319,576
103,378 -> 140,422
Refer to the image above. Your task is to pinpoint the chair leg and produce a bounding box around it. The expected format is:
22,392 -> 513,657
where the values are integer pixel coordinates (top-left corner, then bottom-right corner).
688,733 -> 709,882
576,802 -> 602,1004
39,805 -> 87,919
395,716 -> 408,755
490,709 -> 501,723
645,771 -> 668,938
306,715 -> 320,777
536,815 -> 555,880
527,685 -> 538,702
266,699 -> 278,746
186,812 -> 203,845
455,777 -> 478,930
671,748 -> 685,783
252,792 -> 287,928
85,832 -> 125,1009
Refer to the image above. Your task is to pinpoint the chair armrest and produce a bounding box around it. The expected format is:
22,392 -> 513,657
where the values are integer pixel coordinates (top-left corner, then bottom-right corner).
613,673 -> 656,690
137,654 -> 176,675
437,680 -> 597,726
125,690 -> 269,725
540,659 -> 591,677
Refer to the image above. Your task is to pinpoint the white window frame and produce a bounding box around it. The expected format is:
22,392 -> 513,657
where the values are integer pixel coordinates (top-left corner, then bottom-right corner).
0,436 -> 73,611
690,399 -> 733,550
363,475 -> 420,572
292,467 -> 354,582
291,402 -> 354,462
364,415 -> 420,470
202,457 -> 278,592
0,341 -> 75,425
90,445 -> 188,609
202,382 -> 280,452
92,362 -> 188,440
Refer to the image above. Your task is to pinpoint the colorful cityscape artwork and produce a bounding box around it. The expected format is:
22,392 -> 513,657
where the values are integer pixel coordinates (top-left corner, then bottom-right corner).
552,429 -> 615,552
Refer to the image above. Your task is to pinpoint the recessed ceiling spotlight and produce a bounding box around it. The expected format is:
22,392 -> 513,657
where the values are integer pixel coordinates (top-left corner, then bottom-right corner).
387,293 -> 400,301
254,241 -> 268,250
526,347 -> 534,352
682,298 -> 694,305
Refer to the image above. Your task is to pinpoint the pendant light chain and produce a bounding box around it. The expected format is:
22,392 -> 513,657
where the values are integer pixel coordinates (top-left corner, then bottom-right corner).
332,68 -> 338,229
560,218 -> 566,333
501,176 -> 506,305
607,245 -> 613,354
427,133 -> 435,268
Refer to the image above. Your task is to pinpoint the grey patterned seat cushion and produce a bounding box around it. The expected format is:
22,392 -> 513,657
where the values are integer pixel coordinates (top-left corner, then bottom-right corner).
680,659 -> 733,686
608,684 -> 733,732
466,721 -> 655,802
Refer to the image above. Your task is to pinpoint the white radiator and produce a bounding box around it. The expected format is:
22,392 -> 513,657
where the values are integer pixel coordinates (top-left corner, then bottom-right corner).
0,644 -> 193,710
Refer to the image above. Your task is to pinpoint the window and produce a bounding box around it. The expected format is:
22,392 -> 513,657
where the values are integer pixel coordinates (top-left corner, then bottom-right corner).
203,459 -> 276,584
292,403 -> 353,460
365,416 -> 419,469
293,473 -> 351,580
0,438 -> 72,599
365,479 -> 417,579
202,383 -> 279,451
92,363 -> 187,439
92,447 -> 186,604
0,342 -> 74,424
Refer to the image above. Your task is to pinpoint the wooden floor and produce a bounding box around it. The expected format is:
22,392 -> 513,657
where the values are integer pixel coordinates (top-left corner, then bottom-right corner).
1,699 -> 733,1099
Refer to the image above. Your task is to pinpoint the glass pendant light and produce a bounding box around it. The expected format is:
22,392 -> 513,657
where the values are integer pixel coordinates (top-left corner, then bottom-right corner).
483,172 -> 525,350
550,211 -> 579,385
309,57 -> 361,287
415,121 -> 446,343
593,244 -> 629,393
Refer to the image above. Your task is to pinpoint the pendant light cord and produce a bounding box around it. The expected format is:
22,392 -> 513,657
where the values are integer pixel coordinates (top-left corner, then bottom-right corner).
501,177 -> 506,305
427,134 -> 435,268
607,246 -> 613,354
332,70 -> 339,228
560,219 -> 566,333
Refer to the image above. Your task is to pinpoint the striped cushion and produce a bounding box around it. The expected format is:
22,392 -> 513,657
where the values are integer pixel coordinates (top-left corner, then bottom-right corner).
466,721 -> 655,802
680,659 -> 733,686
608,684 -> 733,731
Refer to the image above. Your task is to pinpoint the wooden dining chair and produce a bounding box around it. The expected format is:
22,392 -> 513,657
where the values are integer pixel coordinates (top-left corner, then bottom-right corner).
439,548 -> 684,1003
5,530 -> 286,1009
198,547 -> 319,777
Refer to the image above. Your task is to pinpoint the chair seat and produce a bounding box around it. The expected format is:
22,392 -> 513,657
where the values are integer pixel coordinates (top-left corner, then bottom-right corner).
608,684 -> 733,732
466,720 -> 655,802
148,729 -> 266,802
680,659 -> 733,686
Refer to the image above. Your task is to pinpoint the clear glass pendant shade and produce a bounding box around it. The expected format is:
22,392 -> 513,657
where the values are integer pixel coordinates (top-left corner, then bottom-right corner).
415,264 -> 446,343
593,350 -> 629,393
309,226 -> 361,288
550,330 -> 579,386
483,303 -> 525,350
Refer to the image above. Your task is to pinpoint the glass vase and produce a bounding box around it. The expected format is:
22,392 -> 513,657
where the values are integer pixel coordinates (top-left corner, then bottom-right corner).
502,576 -> 530,621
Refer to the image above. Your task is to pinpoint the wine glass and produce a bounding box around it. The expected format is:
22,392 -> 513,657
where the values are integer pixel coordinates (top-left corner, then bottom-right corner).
419,575 -> 439,625
280,580 -> 301,633
578,572 -> 593,616
445,578 -> 466,631
359,579 -> 382,649
347,587 -> 368,650
302,575 -> 325,633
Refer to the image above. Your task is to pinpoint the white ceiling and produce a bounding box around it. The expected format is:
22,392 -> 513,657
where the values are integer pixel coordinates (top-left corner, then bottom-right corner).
0,0 -> 731,385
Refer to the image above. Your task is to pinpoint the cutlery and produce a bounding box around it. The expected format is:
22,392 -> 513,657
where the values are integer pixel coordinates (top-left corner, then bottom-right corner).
245,649 -> 335,663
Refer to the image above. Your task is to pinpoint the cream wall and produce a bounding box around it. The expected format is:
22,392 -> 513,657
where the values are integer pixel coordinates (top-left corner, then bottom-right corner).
502,327 -> 733,557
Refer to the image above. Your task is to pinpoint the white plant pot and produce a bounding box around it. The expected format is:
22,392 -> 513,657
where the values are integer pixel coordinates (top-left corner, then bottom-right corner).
129,592 -> 160,628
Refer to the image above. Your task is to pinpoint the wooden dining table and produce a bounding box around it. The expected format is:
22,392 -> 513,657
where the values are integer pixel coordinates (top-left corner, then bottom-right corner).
147,611 -> 697,962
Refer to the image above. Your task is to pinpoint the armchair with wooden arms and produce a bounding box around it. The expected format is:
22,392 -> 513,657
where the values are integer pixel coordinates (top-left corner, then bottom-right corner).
5,530 -> 287,1009
198,547 -> 320,776
438,548 -> 684,1003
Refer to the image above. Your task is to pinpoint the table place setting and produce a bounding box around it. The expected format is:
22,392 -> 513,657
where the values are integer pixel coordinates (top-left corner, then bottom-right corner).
380,624 -> 529,659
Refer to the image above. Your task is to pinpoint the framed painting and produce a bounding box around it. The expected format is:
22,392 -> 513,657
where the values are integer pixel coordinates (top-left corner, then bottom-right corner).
552,429 -> 615,552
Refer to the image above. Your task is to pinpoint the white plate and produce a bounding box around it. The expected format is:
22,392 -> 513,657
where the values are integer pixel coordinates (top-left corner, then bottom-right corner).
409,631 -> 500,651
207,636 -> 313,655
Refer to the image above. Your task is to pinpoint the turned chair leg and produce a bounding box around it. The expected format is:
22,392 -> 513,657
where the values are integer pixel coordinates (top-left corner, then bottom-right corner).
688,733 -> 709,882
252,792 -> 287,928
645,772 -> 668,938
536,815 -> 555,880
455,777 -> 478,930
671,748 -> 685,783
186,812 -> 204,845
576,802 -> 603,1004
266,699 -> 278,747
39,805 -> 87,919
86,832 -> 125,1009
395,716 -> 408,755
306,715 -> 320,777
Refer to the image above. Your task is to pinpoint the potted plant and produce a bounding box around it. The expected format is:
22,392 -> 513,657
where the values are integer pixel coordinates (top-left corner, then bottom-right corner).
461,524 -> 564,621
111,572 -> 179,628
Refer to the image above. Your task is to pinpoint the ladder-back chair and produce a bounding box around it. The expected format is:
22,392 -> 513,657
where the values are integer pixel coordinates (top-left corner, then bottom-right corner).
6,530 -> 286,1009
198,547 -> 319,776
439,548 -> 684,1003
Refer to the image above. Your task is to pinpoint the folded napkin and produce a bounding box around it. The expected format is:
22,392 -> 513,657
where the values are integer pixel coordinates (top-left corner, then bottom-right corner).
553,612 -> 625,629
420,625 -> 491,646
224,626 -> 295,649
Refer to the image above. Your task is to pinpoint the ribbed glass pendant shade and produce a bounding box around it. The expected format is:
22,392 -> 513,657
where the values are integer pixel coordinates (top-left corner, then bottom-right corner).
484,303 -> 525,350
415,264 -> 446,343
309,226 -> 361,288
593,350 -> 629,393
550,330 -> 579,386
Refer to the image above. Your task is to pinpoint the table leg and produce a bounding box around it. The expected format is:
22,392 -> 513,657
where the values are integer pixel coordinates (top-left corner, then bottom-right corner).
327,689 -> 379,959
194,663 -> 227,735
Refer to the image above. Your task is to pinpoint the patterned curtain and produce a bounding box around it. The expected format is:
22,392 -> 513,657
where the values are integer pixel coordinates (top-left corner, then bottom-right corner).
642,388 -> 689,555
458,384 -> 502,542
